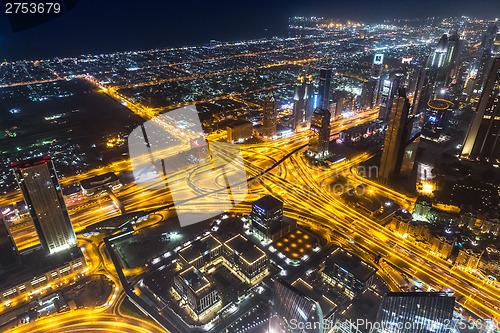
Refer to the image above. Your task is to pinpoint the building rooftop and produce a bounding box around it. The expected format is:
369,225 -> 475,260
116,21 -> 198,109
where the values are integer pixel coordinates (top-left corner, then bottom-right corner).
178,234 -> 222,265
325,248 -> 377,282
383,292 -> 455,298
227,119 -> 252,129
178,266 -> 213,297
338,288 -> 382,324
253,195 -> 282,212
224,234 -> 252,253
240,245 -> 266,265
80,172 -> 120,190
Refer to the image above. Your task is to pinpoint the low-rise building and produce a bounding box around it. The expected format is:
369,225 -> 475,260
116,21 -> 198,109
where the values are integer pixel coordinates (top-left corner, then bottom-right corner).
173,266 -> 219,320
227,120 -> 253,143
223,234 -> 268,284
80,172 -> 122,196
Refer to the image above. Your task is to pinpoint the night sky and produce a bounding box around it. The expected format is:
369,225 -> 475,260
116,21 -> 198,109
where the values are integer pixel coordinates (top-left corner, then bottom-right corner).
0,0 -> 499,61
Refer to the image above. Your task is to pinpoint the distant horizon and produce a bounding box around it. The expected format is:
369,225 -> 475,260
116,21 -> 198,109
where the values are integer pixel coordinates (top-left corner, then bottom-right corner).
1,0 -> 499,61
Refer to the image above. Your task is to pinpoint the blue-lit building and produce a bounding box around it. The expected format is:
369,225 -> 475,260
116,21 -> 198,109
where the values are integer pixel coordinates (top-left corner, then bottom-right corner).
250,195 -> 296,242
269,280 -> 324,333
375,292 -> 455,333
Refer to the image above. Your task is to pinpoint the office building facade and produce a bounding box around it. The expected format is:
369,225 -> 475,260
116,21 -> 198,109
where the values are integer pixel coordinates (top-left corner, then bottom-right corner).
461,57 -> 500,163
12,157 -> 76,254
375,292 -> 455,333
269,280 -> 324,333
262,94 -> 278,138
318,68 -> 332,109
309,107 -> 331,158
379,90 -> 412,182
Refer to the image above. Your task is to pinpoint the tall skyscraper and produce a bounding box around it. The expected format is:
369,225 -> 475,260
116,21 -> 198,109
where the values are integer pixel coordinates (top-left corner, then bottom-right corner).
379,90 -> 411,182
371,53 -> 385,107
461,57 -> 500,163
475,25 -> 499,92
375,292 -> 455,333
262,94 -> 277,138
317,68 -> 332,109
309,107 -> 331,158
0,214 -> 20,272
378,73 -> 402,122
444,31 -> 464,84
269,280 -> 324,333
292,73 -> 314,131
430,34 -> 449,82
12,157 -> 77,254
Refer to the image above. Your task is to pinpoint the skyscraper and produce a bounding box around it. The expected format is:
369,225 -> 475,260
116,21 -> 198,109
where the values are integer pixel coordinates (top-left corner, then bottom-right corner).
378,73 -> 402,122
371,53 -> 385,107
262,94 -> 277,138
375,292 -> 455,333
309,107 -> 331,158
269,280 -> 324,333
379,90 -> 411,182
0,214 -> 20,272
475,25 -> 499,92
318,68 -> 332,109
461,57 -> 500,163
444,31 -> 463,84
292,73 -> 314,131
12,157 -> 76,254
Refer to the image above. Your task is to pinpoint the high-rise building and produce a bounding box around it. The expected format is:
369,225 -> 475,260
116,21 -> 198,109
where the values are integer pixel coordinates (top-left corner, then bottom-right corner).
0,214 -> 20,272
378,73 -> 402,122
375,292 -> 455,333
430,34 -> 449,81
269,280 -> 324,333
292,73 -> 314,131
371,54 -> 385,107
461,57 -> 500,163
262,94 -> 278,138
475,25 -> 499,92
444,31 -> 464,84
379,90 -> 412,182
318,68 -> 332,109
309,107 -> 331,158
12,157 -> 76,254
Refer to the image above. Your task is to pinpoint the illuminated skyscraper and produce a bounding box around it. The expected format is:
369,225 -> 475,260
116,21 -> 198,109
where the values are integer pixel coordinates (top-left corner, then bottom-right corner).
375,292 -> 455,333
444,31 -> 463,84
378,73 -> 402,122
292,73 -> 314,131
430,34 -> 449,75
269,280 -> 324,333
318,68 -> 332,109
309,107 -> 331,158
12,157 -> 76,254
0,214 -> 19,272
371,53 -> 385,107
475,25 -> 499,92
262,94 -> 277,138
461,57 -> 500,163
380,90 -> 411,182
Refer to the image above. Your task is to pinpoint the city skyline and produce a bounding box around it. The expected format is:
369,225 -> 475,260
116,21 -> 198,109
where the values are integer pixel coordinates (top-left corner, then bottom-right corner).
0,9 -> 500,333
